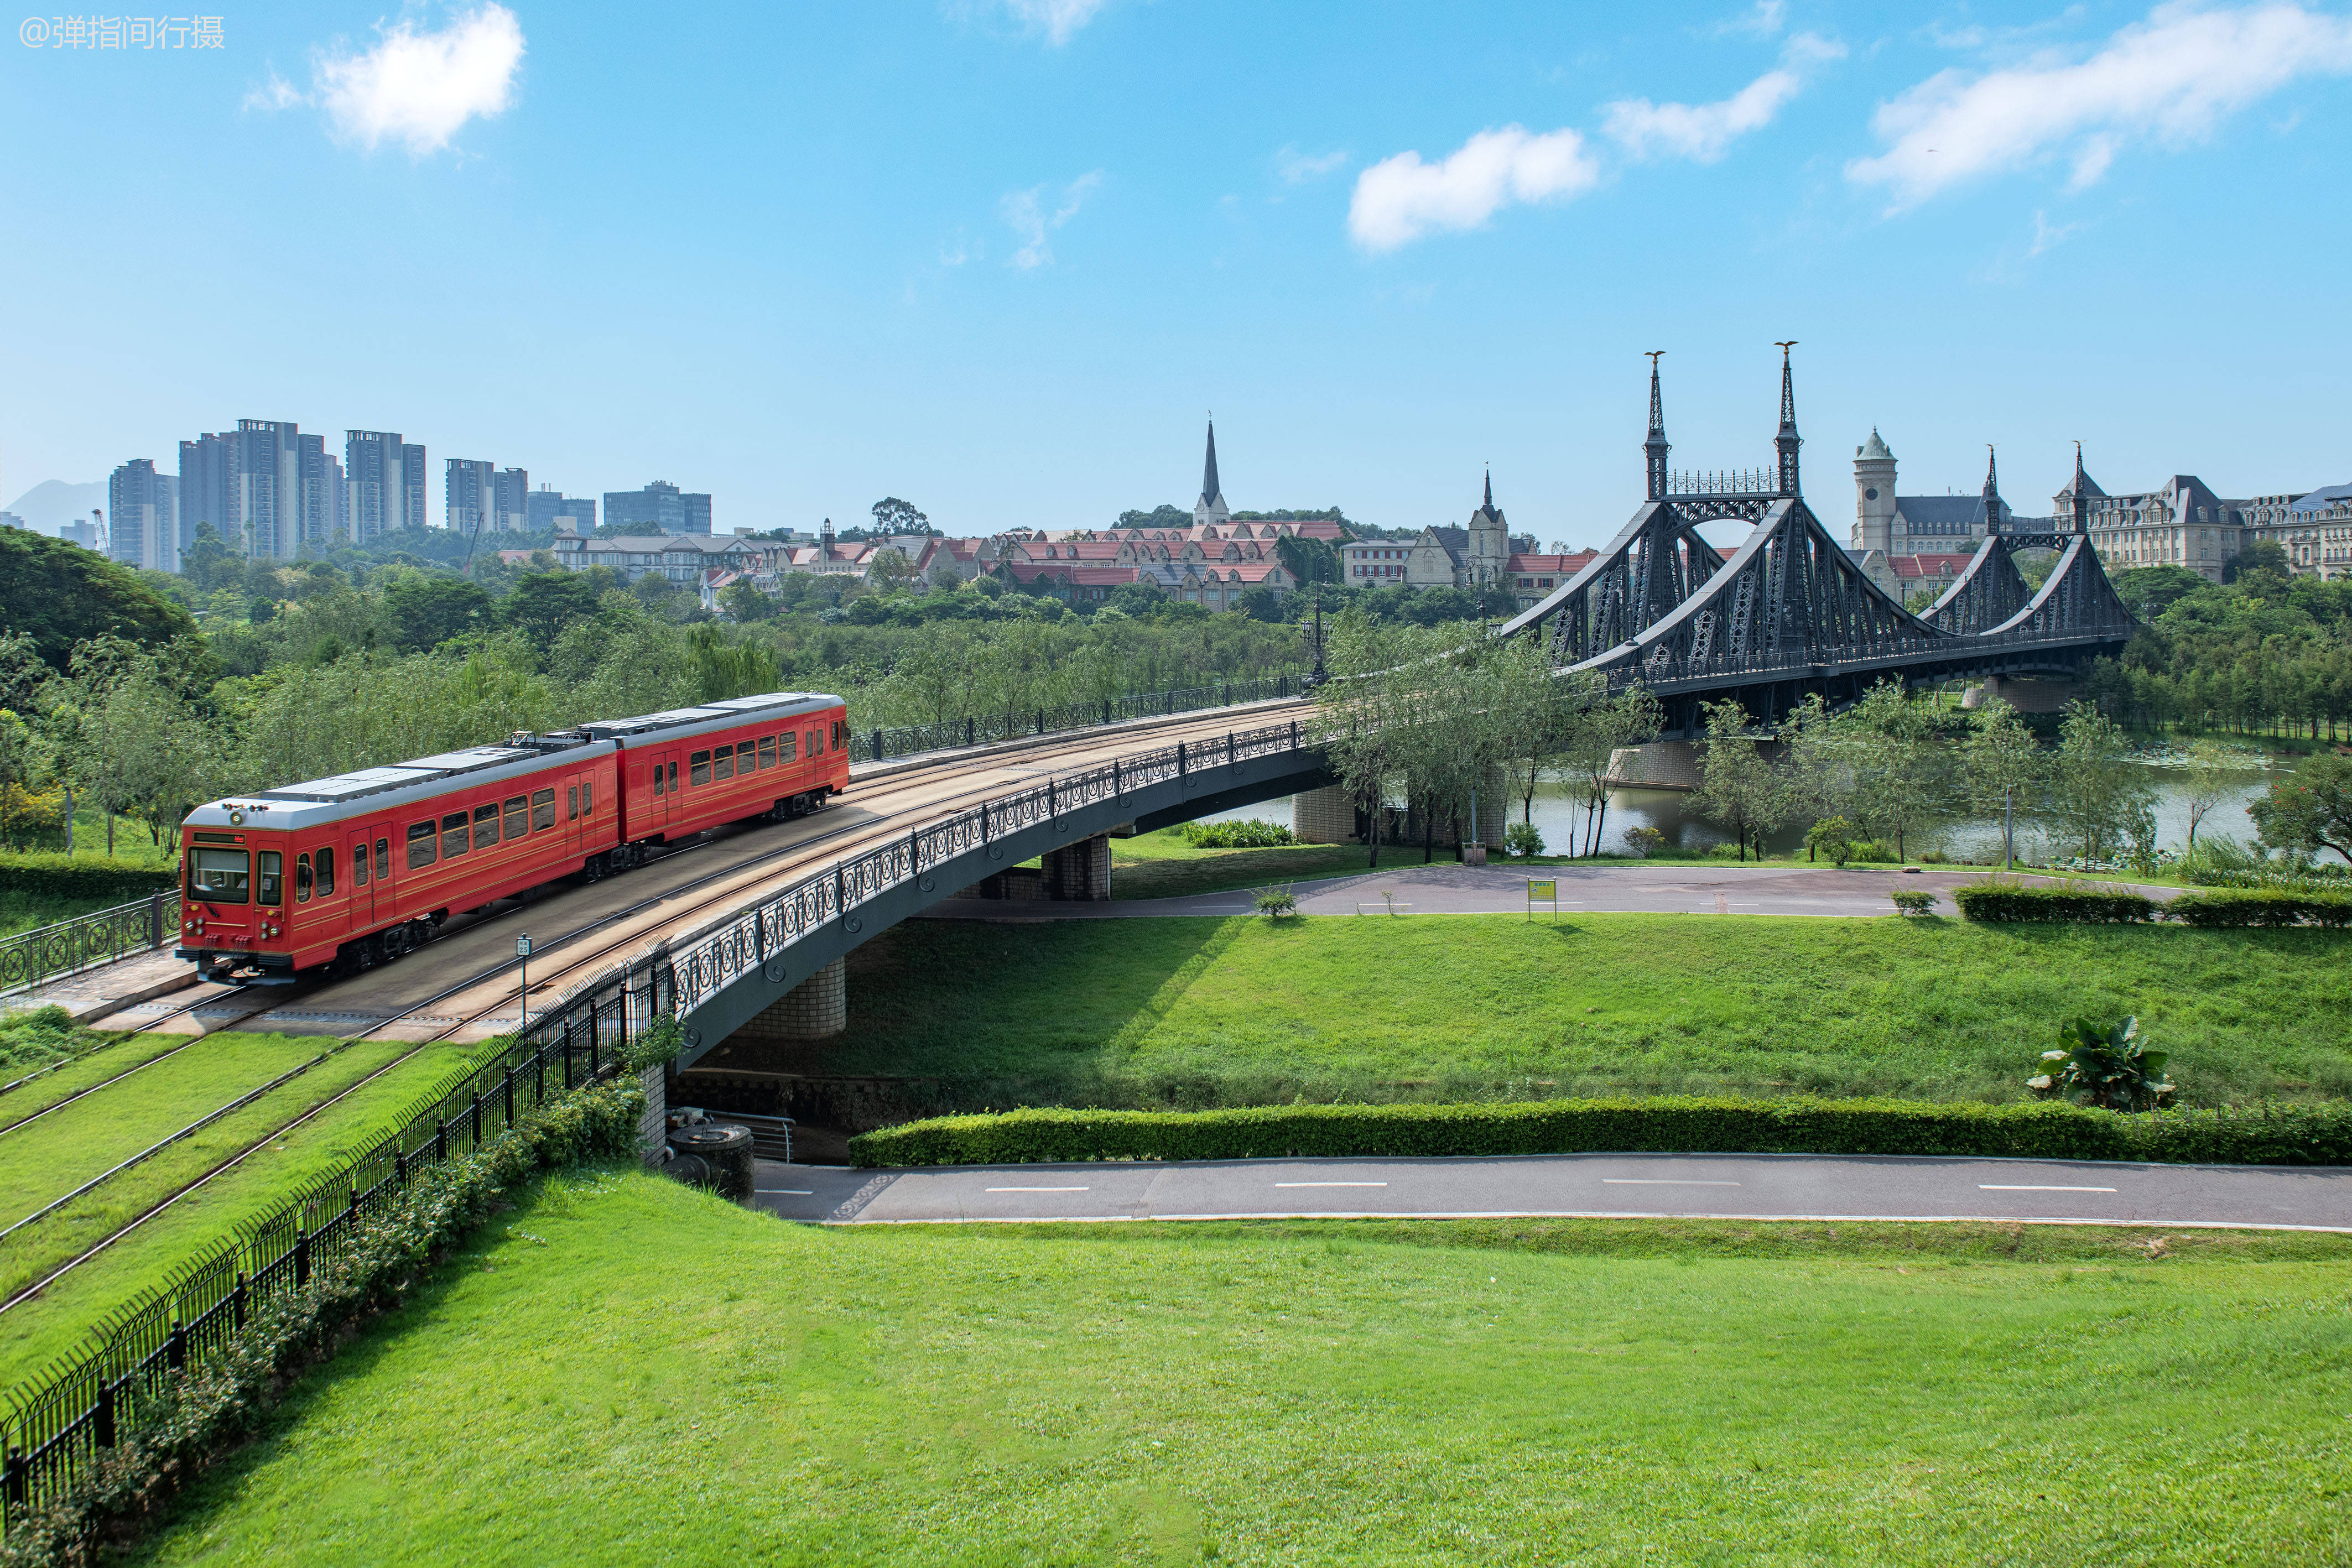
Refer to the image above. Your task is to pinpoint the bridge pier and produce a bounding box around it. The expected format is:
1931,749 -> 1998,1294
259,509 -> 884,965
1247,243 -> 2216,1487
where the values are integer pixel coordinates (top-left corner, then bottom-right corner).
735,956 -> 847,1041
1963,676 -> 2076,713
1604,741 -> 1701,791
1041,834 -> 1112,899
1293,784 -> 1356,844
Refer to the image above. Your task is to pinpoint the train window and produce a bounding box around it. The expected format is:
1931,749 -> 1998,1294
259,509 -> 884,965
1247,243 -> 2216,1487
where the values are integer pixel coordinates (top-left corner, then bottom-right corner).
441,811 -> 469,859
472,802 -> 501,850
294,852 -> 313,903
668,761 -> 678,792
779,732 -> 797,763
353,845 -> 368,887
757,736 -> 775,770
409,821 -> 438,868
316,846 -> 335,896
190,848 -> 249,903
533,789 -> 555,830
833,721 -> 845,748
651,764 -> 663,796
503,795 -> 528,840
713,746 -> 733,782
568,785 -> 579,820
690,749 -> 711,786
376,838 -> 390,880
737,741 -> 758,772
257,851 -> 283,906
584,780 -> 594,815
811,728 -> 825,756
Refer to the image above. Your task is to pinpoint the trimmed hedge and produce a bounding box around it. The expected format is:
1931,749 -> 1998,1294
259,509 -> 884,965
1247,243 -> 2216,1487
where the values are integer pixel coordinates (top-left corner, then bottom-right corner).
0,853 -> 176,903
1950,884 -> 2158,924
848,1095 -> 2352,1170
2166,888 -> 2352,928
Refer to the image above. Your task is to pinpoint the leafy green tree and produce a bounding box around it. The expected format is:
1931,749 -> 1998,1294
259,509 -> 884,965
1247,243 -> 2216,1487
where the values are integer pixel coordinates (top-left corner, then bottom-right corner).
2181,738 -> 2255,848
499,572 -> 606,653
1274,533 -> 1342,587
2247,751 -> 2352,862
1,528 -> 200,671
1961,697 -> 2044,868
1845,681 -> 1948,862
865,547 -> 917,597
1690,699 -> 1784,861
2046,701 -> 2157,862
1558,686 -> 1661,856
870,497 -> 933,535
1115,505 -> 1191,530
719,581 -> 778,622
2110,564 -> 2207,620
384,574 -> 492,653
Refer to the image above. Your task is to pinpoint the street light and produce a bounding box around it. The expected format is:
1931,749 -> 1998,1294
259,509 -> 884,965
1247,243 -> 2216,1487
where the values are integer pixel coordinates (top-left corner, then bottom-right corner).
516,934 -> 533,1034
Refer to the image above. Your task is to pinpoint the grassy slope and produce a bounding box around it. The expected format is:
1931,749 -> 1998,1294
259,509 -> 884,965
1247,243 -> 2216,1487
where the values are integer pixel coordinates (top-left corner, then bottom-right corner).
704,914 -> 2352,1117
0,1033 -> 496,1386
139,1170 -> 2352,1567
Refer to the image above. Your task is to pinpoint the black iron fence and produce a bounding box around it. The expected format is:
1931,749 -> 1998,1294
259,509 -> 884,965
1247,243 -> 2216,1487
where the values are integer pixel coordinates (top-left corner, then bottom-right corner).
850,676 -> 1300,764
0,892 -> 181,997
0,963 -> 659,1534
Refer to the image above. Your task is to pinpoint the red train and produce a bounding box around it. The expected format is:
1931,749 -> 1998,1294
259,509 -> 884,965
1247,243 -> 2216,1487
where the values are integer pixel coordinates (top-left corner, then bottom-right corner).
177,691 -> 850,984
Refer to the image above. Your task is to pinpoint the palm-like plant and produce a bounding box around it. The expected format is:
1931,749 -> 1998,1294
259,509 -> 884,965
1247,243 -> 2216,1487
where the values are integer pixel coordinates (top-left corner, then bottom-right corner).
2027,1015 -> 2173,1111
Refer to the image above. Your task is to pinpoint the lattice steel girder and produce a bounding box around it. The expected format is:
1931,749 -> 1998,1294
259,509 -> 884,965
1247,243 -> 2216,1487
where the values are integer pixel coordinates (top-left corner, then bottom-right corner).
1981,536 -> 2136,640
1497,501 -> 1725,666
1924,538 -> 2034,635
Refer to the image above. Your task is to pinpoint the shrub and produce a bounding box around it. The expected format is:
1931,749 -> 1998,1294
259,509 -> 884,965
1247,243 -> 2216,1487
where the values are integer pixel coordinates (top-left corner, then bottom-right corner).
1889,890 -> 1935,915
1180,819 -> 1295,849
1503,821 -> 1544,859
1951,882 -> 2158,924
1622,826 -> 1664,858
1918,848 -> 1949,864
849,1096 -> 2352,1170
1850,839 -> 1897,864
1253,884 -> 1298,919
1805,815 -> 1855,866
0,852 -> 176,902
2165,888 -> 2352,929
2028,1015 -> 2172,1111
1708,841 -> 1742,858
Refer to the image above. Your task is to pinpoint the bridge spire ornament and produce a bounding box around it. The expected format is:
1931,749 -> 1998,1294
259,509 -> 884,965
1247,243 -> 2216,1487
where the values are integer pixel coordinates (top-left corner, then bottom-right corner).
1772,341 -> 1801,498
1643,351 -> 1669,502
2069,441 -> 2090,534
1982,444 -> 2001,532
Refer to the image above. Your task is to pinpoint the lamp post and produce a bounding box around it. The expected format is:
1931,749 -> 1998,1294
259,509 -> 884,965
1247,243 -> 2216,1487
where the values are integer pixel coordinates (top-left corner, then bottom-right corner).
516,934 -> 532,1034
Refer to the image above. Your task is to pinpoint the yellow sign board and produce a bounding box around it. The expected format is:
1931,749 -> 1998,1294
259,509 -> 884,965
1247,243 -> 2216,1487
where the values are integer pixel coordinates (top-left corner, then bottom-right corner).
1527,879 -> 1556,899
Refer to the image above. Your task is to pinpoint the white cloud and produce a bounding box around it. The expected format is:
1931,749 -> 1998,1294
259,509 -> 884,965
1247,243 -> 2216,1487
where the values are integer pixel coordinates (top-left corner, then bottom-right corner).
1276,145 -> 1350,184
2028,208 -> 2084,255
1847,1 -> 2352,209
1002,171 -> 1102,269
316,4 -> 525,157
997,0 -> 1107,45
1347,126 -> 1600,252
1713,0 -> 1786,38
1604,34 -> 1844,163
241,70 -> 305,114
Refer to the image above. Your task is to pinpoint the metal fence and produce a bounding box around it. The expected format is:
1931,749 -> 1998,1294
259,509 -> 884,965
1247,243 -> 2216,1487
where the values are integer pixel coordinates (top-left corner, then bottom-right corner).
668,718 -> 1311,1020
0,963 -> 657,1533
850,676 -> 1300,764
0,892 -> 181,998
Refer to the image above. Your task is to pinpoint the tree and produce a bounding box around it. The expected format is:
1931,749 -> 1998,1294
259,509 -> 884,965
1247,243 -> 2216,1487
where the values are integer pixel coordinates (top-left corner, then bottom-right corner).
2182,738 -> 2254,849
1690,699 -> 1783,861
865,547 -> 917,597
1274,533 -> 1342,587
383,573 -> 493,653
499,572 -> 606,653
1557,686 -> 1661,856
1115,505 -> 1192,531
1,528 -> 200,672
2110,564 -> 2207,621
2247,751 -> 2352,862
718,581 -> 778,622
870,497 -> 934,535
2223,539 -> 2291,584
2046,701 -> 2156,862
1960,696 -> 2043,868
1844,681 -> 1947,862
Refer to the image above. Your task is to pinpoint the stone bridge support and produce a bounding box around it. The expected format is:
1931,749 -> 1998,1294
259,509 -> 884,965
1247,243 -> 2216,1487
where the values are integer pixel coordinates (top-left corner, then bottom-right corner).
736,955 -> 847,1041
1293,784 -> 1356,844
1963,676 -> 2076,713
1042,834 -> 1112,899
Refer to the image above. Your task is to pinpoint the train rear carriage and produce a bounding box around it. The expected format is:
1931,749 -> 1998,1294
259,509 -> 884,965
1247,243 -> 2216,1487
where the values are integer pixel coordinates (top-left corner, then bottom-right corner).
178,734 -> 621,984
582,691 -> 850,847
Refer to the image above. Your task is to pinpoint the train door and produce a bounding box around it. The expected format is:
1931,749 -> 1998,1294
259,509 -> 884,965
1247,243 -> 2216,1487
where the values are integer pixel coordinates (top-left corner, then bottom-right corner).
655,747 -> 683,832
346,827 -> 376,928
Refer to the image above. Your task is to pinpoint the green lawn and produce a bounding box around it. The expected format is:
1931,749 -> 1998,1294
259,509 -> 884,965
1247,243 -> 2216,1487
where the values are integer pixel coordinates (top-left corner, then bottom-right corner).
0,1032 -> 498,1387
136,1169 -> 2352,1566
694,914 -> 2352,1121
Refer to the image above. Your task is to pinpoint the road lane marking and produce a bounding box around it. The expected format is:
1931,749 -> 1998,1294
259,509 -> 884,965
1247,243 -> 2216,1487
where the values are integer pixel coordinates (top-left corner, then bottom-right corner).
1602,1179 -> 1741,1186
1980,1184 -> 2117,1192
758,1189 -> 814,1196
985,1185 -> 1090,1192
1273,1181 -> 1388,1188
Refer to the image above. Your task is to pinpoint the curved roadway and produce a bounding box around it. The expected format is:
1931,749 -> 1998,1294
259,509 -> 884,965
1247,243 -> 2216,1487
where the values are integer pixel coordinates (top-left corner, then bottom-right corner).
752,1153 -> 2352,1232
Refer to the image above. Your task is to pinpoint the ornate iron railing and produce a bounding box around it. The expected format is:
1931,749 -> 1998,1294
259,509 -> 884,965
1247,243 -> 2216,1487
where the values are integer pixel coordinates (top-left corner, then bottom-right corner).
663,719 -> 1309,1020
0,890 -> 180,997
850,676 -> 1299,764
0,965 -> 647,1530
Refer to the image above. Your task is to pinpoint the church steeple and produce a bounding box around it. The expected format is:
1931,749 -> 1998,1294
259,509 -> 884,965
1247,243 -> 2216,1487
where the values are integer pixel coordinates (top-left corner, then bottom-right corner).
1773,341 -> 1802,498
1483,466 -> 1494,510
1643,352 -> 1669,502
1194,416 -> 1230,527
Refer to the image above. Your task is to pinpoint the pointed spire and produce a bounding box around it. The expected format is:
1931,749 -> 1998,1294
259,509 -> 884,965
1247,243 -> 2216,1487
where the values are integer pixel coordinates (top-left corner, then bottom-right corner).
1772,341 -> 1802,497
1195,416 -> 1229,524
1981,444 -> 2001,532
1483,466 -> 1494,510
2069,441 -> 2089,533
1643,352 -> 1669,502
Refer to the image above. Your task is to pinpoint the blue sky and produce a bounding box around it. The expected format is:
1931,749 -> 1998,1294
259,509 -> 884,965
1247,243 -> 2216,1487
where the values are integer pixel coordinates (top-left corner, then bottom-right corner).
3,0 -> 2348,547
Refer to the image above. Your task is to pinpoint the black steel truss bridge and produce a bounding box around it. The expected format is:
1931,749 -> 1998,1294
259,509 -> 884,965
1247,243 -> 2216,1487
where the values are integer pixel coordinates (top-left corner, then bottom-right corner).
1494,351 -> 2135,733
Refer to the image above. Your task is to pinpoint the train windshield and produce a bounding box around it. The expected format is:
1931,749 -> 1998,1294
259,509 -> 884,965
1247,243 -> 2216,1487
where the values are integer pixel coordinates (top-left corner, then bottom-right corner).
189,848 -> 249,904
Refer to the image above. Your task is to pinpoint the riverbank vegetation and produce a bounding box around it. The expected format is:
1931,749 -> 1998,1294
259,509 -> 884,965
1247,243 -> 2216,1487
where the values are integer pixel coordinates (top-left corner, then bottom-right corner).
128,1169 -> 2352,1566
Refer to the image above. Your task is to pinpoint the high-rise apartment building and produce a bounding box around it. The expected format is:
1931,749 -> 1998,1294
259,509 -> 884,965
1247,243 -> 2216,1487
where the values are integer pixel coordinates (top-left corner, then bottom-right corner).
346,430 -> 428,538
603,479 -> 711,534
446,458 -> 496,534
108,459 -> 179,572
493,467 -> 529,532
179,431 -> 235,548
230,419 -> 306,559
525,485 -> 596,533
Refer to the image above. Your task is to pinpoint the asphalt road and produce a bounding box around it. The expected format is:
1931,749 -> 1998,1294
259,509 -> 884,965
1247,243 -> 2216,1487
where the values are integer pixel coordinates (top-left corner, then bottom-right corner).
746,1152 -> 2352,1232
924,861 -> 2183,921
